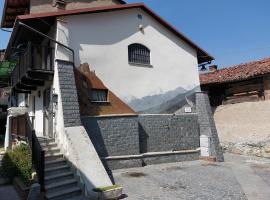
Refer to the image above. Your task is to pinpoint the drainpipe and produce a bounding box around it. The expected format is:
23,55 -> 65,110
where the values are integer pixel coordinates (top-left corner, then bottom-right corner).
18,21 -> 75,65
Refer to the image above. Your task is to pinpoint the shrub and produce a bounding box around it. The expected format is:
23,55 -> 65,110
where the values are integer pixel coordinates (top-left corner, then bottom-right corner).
0,144 -> 32,185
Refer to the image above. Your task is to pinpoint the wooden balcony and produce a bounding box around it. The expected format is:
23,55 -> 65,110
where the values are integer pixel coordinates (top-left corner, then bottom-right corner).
11,42 -> 54,93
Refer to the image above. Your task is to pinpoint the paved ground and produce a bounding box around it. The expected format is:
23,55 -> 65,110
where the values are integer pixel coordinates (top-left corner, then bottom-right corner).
0,185 -> 21,200
0,153 -> 269,200
225,154 -> 270,200
113,153 -> 270,200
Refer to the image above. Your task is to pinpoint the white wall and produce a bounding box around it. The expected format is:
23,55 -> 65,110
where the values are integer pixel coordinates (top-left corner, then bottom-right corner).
27,82 -> 52,137
55,8 -> 200,103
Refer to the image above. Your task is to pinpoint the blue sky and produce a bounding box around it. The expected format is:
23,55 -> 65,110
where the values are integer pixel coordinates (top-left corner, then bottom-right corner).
1,0 -> 270,68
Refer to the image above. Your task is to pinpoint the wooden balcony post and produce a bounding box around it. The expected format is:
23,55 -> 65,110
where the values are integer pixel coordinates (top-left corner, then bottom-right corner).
27,42 -> 32,70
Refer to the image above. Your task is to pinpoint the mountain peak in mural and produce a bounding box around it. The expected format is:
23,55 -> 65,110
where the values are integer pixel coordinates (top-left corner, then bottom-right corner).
128,86 -> 188,113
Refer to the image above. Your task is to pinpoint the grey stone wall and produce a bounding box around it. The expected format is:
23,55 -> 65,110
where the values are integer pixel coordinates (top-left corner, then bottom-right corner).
81,115 -> 140,157
82,114 -> 200,169
57,60 -> 81,127
196,92 -> 224,162
139,114 -> 200,153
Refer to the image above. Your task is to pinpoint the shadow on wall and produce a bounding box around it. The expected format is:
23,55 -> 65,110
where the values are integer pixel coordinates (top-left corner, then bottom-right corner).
82,119 -> 110,158
138,123 -> 148,154
65,154 -> 98,198
74,66 -> 136,116
81,114 -> 200,162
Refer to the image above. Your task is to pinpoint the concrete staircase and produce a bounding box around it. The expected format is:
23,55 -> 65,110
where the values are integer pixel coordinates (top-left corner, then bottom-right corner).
39,138 -> 87,200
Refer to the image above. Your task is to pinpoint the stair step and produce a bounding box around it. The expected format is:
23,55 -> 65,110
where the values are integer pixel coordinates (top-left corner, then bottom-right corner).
38,138 -> 55,144
45,158 -> 66,168
46,186 -> 82,200
45,171 -> 74,184
45,179 -> 78,193
45,165 -> 70,176
45,151 -> 63,157
44,147 -> 61,154
41,142 -> 58,148
45,154 -> 64,162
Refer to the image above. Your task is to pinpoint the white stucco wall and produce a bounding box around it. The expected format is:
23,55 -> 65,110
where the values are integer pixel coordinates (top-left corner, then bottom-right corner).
55,8 -> 200,102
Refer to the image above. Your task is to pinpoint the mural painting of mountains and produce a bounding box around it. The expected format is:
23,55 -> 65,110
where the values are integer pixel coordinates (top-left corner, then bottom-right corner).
128,86 -> 198,113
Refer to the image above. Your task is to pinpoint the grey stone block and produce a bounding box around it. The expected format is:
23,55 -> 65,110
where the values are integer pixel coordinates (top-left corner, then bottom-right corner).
196,92 -> 224,162
57,60 -> 81,127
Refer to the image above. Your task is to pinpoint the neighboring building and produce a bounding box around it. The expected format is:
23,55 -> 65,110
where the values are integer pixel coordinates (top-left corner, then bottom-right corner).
200,58 -> 270,160
1,0 -> 223,199
200,57 -> 270,106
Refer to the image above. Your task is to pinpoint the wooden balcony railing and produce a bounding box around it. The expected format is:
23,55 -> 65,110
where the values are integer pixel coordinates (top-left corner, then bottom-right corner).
11,42 -> 54,92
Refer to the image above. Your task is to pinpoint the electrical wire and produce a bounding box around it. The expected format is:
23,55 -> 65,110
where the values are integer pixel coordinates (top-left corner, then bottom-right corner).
1,28 -> 12,33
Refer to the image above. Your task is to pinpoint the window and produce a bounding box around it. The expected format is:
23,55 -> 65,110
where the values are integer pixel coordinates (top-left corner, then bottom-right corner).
128,43 -> 151,66
91,89 -> 108,102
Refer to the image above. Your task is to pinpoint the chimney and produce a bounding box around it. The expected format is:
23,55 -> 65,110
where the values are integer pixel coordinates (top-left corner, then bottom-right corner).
53,0 -> 67,10
209,65 -> 218,72
79,63 -> 91,74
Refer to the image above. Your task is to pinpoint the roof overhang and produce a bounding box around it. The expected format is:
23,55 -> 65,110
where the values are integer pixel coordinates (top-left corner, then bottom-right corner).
1,0 -> 30,28
5,3 -> 214,64
0,0 -> 126,28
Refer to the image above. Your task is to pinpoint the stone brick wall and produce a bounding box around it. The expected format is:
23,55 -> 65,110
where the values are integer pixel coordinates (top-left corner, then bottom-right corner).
81,115 -> 140,157
196,92 -> 224,161
138,114 -> 200,153
57,60 -> 81,127
82,114 -> 200,157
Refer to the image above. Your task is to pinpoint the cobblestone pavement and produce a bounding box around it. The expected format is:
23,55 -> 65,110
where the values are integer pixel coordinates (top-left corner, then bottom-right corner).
113,156 -> 247,200
0,185 -> 21,200
225,153 -> 270,200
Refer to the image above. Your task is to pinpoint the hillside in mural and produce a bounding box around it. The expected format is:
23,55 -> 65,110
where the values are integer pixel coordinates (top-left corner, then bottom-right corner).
127,86 -> 199,114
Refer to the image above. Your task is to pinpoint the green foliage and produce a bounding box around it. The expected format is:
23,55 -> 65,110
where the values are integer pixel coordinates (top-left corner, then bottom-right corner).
0,144 -> 32,185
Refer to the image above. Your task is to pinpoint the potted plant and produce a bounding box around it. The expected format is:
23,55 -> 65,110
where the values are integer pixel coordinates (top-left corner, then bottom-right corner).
93,184 -> 123,200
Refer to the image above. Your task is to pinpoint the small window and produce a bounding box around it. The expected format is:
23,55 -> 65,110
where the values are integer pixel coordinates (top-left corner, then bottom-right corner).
128,43 -> 151,66
91,89 -> 108,102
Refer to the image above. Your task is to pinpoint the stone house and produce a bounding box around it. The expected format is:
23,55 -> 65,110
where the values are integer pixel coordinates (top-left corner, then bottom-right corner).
1,0 -> 223,199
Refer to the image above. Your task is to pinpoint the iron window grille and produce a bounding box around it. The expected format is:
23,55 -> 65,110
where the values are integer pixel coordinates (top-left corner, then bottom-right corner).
128,43 -> 151,66
91,89 -> 108,102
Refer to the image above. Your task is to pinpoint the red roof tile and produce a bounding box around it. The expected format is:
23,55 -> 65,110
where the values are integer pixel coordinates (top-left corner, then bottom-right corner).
200,57 -> 270,86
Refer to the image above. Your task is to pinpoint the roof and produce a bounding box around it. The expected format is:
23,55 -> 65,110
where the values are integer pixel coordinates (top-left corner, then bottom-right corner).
1,0 -> 126,28
13,3 -> 213,64
1,0 -> 29,28
200,57 -> 270,86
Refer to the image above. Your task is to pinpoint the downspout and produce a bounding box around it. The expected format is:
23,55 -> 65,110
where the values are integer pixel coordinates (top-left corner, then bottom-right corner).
18,21 -> 75,65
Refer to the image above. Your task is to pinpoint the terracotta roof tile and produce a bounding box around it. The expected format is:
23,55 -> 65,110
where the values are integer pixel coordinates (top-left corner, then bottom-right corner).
200,57 -> 270,86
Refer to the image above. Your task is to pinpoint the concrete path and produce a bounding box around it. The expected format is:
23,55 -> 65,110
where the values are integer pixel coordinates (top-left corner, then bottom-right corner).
0,185 -> 21,200
225,154 -> 270,200
113,157 -> 247,200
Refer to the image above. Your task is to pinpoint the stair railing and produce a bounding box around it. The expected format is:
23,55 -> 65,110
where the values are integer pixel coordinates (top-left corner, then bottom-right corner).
26,113 -> 45,191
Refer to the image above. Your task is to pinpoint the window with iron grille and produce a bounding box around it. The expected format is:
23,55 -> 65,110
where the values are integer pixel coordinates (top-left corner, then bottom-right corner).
128,43 -> 151,65
90,89 -> 108,102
